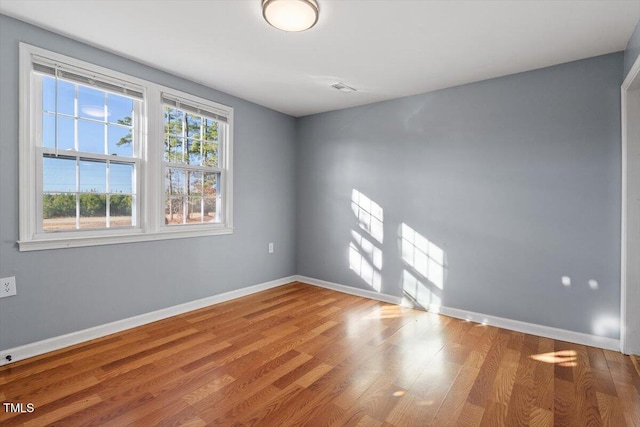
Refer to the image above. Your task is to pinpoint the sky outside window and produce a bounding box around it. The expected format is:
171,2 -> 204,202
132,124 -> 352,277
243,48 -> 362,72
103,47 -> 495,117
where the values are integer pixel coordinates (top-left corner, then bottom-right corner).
41,76 -> 135,197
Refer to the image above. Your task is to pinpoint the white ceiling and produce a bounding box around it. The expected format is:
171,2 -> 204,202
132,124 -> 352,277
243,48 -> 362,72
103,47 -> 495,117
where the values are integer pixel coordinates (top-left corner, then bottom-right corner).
1,1 -> 639,117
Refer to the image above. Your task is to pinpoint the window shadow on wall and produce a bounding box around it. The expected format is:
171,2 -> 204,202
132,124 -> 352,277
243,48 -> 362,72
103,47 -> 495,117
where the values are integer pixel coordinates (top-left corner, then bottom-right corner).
349,189 -> 384,292
399,223 -> 445,312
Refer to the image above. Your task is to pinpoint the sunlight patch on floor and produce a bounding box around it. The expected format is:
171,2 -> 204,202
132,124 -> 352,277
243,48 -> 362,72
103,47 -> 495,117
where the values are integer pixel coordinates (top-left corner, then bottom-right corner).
529,350 -> 577,367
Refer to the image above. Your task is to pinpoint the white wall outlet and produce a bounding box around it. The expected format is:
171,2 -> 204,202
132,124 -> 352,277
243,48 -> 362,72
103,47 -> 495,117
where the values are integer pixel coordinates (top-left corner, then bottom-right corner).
0,277 -> 16,298
268,242 -> 274,254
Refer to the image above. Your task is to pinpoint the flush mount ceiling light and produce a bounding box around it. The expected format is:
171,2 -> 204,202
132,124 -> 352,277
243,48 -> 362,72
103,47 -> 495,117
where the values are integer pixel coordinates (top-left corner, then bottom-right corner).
262,0 -> 319,32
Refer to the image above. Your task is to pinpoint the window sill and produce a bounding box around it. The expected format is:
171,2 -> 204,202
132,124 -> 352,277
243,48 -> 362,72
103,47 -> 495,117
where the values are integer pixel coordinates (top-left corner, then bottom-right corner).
17,227 -> 234,251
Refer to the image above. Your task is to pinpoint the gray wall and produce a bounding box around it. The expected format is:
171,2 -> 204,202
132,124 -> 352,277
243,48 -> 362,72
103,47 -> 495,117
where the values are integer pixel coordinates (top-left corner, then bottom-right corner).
296,53 -> 623,338
624,18 -> 640,79
0,15 -> 297,351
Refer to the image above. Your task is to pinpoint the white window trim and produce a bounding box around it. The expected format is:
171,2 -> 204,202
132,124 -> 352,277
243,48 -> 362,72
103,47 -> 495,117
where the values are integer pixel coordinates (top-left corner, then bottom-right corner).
18,43 -> 233,251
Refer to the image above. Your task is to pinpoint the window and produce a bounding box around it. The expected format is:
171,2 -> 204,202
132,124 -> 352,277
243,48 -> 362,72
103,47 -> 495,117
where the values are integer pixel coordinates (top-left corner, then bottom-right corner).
37,68 -> 142,232
19,44 -> 233,251
162,96 -> 226,226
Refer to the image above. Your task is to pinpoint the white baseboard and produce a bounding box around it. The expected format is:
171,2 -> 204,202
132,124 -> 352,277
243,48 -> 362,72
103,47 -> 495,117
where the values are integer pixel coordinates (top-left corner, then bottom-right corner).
0,276 -> 296,366
433,305 -> 620,351
295,275 -> 620,352
296,275 -> 403,305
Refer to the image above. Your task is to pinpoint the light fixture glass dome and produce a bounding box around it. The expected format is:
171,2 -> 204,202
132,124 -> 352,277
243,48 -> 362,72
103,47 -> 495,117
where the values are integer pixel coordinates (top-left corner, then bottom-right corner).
262,0 -> 319,32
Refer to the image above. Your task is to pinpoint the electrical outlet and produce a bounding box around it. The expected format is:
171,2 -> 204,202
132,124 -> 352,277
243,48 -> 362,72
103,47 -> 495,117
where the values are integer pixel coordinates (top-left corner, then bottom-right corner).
0,277 -> 16,298
268,242 -> 274,254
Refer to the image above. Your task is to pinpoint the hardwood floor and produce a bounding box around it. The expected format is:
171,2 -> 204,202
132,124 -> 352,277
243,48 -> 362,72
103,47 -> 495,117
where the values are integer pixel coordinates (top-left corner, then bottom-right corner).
1,282 -> 638,426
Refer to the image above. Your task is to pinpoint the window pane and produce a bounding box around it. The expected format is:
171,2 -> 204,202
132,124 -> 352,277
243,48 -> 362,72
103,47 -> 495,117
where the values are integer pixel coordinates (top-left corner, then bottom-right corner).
203,141 -> 218,167
204,118 -> 218,142
165,136 -> 184,163
79,86 -> 106,120
57,80 -> 75,116
203,173 -> 218,197
165,197 -> 183,225
110,163 -> 133,194
107,94 -> 133,125
186,197 -> 202,224
109,194 -> 133,227
80,160 -> 106,193
57,116 -> 75,151
188,171 -> 202,195
43,113 -> 55,148
185,114 -> 201,140
204,172 -> 219,223
78,120 -> 105,154
79,193 -> 106,229
165,168 -> 185,196
43,156 -> 76,192
42,76 -> 55,113
42,193 -> 76,231
186,138 -> 202,165
204,197 -> 217,222
164,107 -> 182,136
108,125 -> 133,157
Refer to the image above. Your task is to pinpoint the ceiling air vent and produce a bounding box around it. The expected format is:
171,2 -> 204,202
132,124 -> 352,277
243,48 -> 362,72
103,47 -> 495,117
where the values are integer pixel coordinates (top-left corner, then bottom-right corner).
331,82 -> 357,93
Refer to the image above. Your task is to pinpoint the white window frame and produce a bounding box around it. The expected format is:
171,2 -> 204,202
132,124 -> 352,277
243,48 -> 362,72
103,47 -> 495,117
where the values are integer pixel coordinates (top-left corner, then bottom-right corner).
160,91 -> 231,230
18,43 -> 233,251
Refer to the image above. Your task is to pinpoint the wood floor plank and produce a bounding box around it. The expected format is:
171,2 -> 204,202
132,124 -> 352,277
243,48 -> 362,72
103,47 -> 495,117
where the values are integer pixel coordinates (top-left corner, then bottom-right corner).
588,347 -> 611,372
283,357 -> 382,425
55,391 -> 156,427
302,402 -> 345,427
0,333 -> 145,387
573,349 -> 604,426
487,348 -> 520,407
1,371 -> 102,425
22,394 -> 102,427
430,365 -> 481,426
101,391 -> 191,427
467,330 -> 509,407
1,282 -> 636,426
479,401 -> 509,427
554,378 -> 577,427
529,406 -> 553,427
504,334 -> 539,426
354,414 -> 383,427
614,382 -> 640,427
457,401 -> 485,427
191,351 -> 314,423
238,384 -> 310,426
385,391 -> 437,426
533,337 -> 555,411
333,374 -> 404,425
595,391 -> 628,427
407,361 -> 463,423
